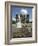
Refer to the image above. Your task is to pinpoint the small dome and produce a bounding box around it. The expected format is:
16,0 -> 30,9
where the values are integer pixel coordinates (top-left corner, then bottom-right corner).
20,9 -> 28,15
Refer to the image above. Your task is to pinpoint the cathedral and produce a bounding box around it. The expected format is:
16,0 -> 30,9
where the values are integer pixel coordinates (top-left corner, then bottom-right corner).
16,9 -> 29,28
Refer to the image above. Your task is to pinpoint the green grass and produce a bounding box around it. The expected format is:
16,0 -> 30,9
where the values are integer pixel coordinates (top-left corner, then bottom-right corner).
12,23 -> 32,38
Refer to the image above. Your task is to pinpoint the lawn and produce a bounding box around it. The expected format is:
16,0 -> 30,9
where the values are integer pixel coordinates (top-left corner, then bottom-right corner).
12,23 -> 32,38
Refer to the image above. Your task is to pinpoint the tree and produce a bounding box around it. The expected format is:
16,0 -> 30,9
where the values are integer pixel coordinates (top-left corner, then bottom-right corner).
26,14 -> 29,23
12,21 -> 16,24
20,14 -> 25,23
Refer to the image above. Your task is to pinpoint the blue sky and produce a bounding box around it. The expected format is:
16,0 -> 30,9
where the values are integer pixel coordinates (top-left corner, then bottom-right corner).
11,5 -> 32,21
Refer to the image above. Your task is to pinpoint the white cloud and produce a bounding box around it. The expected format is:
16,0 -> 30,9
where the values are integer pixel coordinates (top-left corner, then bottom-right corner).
20,9 -> 28,15
29,19 -> 32,22
12,17 -> 16,21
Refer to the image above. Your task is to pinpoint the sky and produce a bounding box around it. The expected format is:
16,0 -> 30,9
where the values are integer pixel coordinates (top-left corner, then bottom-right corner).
11,5 -> 32,21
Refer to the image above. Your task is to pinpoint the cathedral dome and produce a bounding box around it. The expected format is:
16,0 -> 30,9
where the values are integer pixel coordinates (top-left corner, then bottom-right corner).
20,9 -> 28,15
